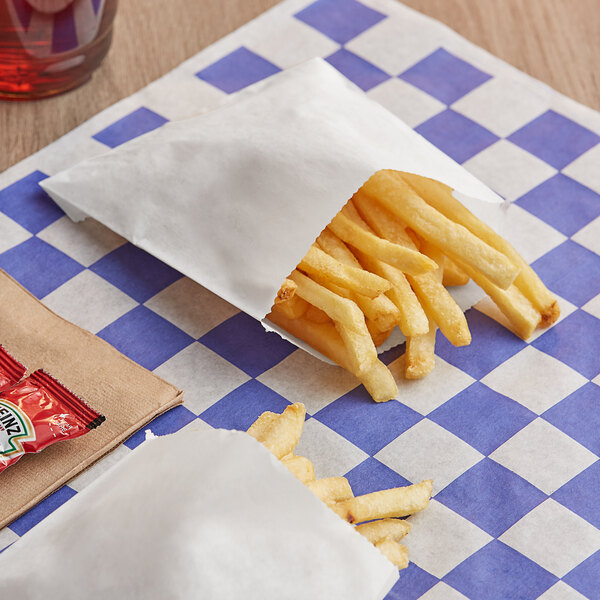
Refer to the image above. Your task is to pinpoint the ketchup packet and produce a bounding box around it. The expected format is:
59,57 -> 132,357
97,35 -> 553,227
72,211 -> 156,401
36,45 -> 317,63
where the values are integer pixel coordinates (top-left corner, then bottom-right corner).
0,370 -> 105,474
0,346 -> 26,392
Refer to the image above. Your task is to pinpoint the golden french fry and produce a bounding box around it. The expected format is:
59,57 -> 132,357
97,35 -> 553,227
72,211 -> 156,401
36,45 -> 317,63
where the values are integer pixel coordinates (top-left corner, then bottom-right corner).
366,318 -> 394,347
334,319 -> 378,376
455,258 -> 540,340
304,304 -> 331,324
307,477 -> 354,505
352,194 -> 469,345
247,411 -> 278,441
250,402 -> 306,459
275,279 -> 297,304
332,479 -> 433,523
442,256 -> 470,286
328,209 -> 437,276
375,539 -> 409,570
317,228 -> 363,267
358,171 -> 519,289
400,171 -> 558,325
281,454 -> 315,484
355,519 -> 412,544
299,245 -> 391,299
289,270 -> 365,333
272,294 -> 309,320
359,359 -> 398,403
405,317 -> 437,379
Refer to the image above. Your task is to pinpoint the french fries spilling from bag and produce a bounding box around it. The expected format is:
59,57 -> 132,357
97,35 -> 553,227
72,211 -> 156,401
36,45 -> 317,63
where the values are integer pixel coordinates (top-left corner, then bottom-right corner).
268,170 -> 559,402
248,403 -> 432,570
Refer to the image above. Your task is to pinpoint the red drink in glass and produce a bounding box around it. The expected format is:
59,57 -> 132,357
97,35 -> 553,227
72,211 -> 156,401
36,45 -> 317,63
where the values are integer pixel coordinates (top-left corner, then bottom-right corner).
0,0 -> 117,100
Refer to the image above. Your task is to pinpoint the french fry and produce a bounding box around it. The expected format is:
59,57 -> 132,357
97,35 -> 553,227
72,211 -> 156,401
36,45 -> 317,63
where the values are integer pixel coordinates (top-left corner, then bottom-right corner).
358,171 -> 519,289
272,294 -> 309,320
400,171 -> 558,325
275,279 -> 297,304
250,402 -> 306,459
307,477 -> 354,505
366,318 -> 394,347
304,304 -> 330,324
355,519 -> 412,544
405,317 -> 437,379
359,359 -> 398,403
328,208 -> 437,276
454,258 -> 540,340
353,194 -> 470,346
299,245 -> 391,299
375,540 -> 409,570
247,411 -> 278,441
281,454 -> 315,484
442,256 -> 469,287
332,479 -> 433,524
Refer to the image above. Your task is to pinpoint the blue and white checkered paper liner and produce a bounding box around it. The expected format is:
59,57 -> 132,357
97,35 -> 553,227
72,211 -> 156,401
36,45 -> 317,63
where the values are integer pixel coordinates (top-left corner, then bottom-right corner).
0,0 -> 599,598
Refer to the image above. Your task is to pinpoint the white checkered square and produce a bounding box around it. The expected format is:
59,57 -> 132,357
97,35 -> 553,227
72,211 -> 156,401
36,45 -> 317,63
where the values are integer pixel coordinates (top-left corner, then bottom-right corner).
388,355 -> 475,416
37,216 -> 125,267
563,144 -> 600,195
0,213 -> 31,254
0,527 -> 19,553
144,277 -> 238,338
481,346 -> 587,414
490,419 -> 597,495
153,342 -> 250,415
406,499 -> 492,578
257,349 -> 357,414
582,294 -> 600,319
452,75 -> 550,137
572,216 -> 600,256
499,499 -> 600,577
367,78 -> 445,128
420,583 -> 469,600
42,270 -> 137,333
462,140 -> 557,201
375,420 -> 483,494
294,418 -> 368,479
346,13 -> 442,75
538,582 -> 588,600
245,15 -> 338,69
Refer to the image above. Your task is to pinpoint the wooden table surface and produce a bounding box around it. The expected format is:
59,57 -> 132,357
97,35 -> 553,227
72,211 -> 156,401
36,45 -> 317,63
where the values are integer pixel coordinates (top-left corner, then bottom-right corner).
1,0 -> 599,173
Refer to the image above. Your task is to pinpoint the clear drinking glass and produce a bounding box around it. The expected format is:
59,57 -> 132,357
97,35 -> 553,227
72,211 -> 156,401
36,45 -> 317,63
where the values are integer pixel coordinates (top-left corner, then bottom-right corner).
0,0 -> 118,100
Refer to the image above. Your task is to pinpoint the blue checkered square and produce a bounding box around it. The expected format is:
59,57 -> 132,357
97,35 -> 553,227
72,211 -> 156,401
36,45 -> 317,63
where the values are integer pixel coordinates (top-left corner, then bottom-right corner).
97,306 -> 194,371
436,459 -> 546,537
0,171 -> 63,234
516,174 -> 600,237
533,311 -> 600,379
563,550 -> 600,600
388,563 -> 438,600
444,540 -> 557,599
9,486 -> 77,536
436,310 -> 526,379
90,243 -> 182,303
124,405 -> 197,450
415,110 -> 499,164
325,48 -> 390,91
531,241 -> 599,308
429,383 -> 536,455
200,379 -> 291,431
92,107 -> 169,148
295,0 -> 386,44
508,110 -> 600,170
0,237 -> 83,299
345,457 -> 412,496
552,461 -> 600,530
200,312 -> 295,377
543,383 -> 600,456
196,47 -> 281,94
399,48 -> 492,105
314,387 -> 422,455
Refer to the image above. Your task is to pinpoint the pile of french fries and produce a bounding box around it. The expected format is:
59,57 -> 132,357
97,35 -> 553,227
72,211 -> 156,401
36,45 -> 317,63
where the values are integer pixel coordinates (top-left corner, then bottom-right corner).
247,403 -> 432,569
268,170 -> 559,402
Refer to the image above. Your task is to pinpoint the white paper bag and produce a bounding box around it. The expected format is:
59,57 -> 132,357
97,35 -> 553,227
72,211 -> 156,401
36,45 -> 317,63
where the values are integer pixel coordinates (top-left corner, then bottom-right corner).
41,58 -> 505,356
0,429 -> 398,599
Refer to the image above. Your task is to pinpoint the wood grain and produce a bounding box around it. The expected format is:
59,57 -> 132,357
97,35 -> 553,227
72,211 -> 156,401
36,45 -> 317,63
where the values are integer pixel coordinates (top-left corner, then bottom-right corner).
1,0 -> 598,173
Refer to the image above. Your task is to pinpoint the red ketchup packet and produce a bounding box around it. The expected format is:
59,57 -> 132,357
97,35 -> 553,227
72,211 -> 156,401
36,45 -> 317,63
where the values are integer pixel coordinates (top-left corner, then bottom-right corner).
0,370 -> 105,474
0,346 -> 26,392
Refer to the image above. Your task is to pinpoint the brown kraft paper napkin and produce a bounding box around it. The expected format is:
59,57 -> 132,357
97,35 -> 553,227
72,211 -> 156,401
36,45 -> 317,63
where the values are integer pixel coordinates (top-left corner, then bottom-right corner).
0,269 -> 184,529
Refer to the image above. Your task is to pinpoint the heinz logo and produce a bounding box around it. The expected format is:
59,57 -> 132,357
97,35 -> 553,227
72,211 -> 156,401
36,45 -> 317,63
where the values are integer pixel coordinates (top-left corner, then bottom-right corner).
0,405 -> 24,436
